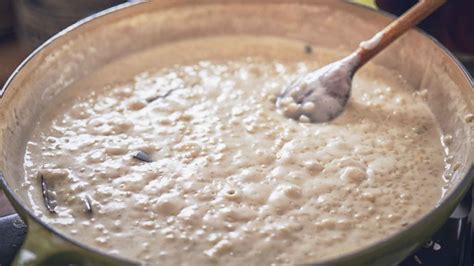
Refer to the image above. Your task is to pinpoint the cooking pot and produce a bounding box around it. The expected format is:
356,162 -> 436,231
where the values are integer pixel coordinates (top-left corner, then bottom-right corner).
0,1 -> 473,265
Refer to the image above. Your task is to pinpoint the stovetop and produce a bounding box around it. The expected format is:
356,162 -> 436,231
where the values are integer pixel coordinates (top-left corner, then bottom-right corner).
0,185 -> 472,265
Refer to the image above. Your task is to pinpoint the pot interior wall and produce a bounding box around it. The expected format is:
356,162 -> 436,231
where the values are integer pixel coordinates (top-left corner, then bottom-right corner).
0,0 -> 472,257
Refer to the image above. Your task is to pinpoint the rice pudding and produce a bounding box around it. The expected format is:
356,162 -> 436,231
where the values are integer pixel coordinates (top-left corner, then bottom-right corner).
23,36 -> 446,264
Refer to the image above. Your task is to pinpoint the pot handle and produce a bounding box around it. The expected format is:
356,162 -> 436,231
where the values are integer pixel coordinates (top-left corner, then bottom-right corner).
10,216 -> 132,266
0,214 -> 27,265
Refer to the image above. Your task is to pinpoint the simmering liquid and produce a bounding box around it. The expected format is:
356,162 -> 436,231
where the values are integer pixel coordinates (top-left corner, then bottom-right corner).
23,36 -> 446,264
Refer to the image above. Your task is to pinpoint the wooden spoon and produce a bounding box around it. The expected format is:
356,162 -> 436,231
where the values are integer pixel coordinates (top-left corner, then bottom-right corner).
277,0 -> 446,123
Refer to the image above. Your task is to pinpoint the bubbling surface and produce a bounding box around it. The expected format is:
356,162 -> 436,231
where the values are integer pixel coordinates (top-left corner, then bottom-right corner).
23,36 -> 446,264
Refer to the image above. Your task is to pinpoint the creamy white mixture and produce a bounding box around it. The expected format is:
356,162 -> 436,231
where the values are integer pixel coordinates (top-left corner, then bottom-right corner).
23,36 -> 446,264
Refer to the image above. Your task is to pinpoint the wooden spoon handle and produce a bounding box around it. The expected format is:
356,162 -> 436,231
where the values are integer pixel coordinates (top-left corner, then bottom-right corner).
355,0 -> 445,68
